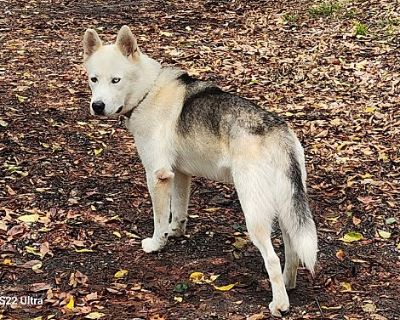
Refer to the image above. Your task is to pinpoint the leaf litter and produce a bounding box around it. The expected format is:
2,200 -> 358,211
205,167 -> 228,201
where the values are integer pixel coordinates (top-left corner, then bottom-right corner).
0,0 -> 399,319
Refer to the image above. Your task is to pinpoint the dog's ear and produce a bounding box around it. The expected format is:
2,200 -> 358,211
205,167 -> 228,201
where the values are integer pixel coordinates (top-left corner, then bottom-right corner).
83,29 -> 102,60
116,25 -> 139,58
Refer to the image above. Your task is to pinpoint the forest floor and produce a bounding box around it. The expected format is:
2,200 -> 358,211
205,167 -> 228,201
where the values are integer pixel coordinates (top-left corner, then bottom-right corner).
0,0 -> 399,319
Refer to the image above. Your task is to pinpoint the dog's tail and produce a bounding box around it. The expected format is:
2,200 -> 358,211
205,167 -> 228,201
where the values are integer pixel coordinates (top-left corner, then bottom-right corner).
280,144 -> 318,274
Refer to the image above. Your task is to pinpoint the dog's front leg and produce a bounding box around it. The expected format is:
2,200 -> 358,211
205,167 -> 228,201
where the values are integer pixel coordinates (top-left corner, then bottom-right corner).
169,171 -> 191,237
142,168 -> 174,253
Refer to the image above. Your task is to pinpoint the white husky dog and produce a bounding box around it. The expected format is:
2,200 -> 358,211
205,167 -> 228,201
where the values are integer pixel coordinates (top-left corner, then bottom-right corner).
83,25 -> 318,317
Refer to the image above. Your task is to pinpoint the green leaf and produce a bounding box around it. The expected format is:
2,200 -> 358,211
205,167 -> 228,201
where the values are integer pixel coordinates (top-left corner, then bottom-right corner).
385,217 -> 396,225
173,282 -> 189,293
339,231 -> 363,243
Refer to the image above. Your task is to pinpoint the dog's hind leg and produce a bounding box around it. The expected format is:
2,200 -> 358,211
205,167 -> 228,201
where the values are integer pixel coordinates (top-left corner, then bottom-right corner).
279,219 -> 299,290
233,169 -> 289,317
169,171 -> 191,237
142,168 -> 174,253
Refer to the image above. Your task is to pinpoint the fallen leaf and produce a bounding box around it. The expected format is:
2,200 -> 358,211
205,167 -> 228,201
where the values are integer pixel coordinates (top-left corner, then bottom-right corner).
339,232 -> 364,243
17,213 -> 39,223
189,272 -> 205,284
362,302 -> 377,313
114,269 -> 128,279
112,231 -> 121,238
340,282 -> 352,292
174,296 -> 183,303
94,148 -> 103,156
336,249 -> 345,261
378,230 -> 391,239
75,248 -> 94,253
85,312 -> 105,319
65,296 -> 74,310
232,237 -> 249,250
385,217 -> 396,225
321,305 -> 342,310
352,216 -> 361,226
173,282 -> 189,293
213,283 -> 237,291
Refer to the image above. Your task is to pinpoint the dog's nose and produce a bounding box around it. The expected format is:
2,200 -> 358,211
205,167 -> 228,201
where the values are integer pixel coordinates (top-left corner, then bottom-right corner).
92,101 -> 105,115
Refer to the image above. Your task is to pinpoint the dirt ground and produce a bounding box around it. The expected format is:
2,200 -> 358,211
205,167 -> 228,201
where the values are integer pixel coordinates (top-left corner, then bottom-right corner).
0,1 -> 399,319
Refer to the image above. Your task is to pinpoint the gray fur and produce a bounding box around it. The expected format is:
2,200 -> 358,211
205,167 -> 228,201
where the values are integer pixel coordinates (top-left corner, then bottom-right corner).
177,74 -> 286,138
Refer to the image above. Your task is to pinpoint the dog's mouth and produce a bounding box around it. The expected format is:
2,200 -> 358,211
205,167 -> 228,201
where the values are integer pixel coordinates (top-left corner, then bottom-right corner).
116,106 -> 123,114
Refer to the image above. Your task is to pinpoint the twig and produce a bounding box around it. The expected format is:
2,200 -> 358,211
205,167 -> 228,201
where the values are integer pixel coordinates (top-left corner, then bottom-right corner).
315,297 -> 324,319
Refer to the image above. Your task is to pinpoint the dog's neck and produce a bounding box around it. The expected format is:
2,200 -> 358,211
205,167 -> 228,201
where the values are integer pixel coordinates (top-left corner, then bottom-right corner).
125,55 -> 161,118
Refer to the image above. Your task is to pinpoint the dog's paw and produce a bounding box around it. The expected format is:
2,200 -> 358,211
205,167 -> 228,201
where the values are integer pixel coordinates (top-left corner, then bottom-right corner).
141,238 -> 163,253
269,300 -> 290,318
168,226 -> 186,238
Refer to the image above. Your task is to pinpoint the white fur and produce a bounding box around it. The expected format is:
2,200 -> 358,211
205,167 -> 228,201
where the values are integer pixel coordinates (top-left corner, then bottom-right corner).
83,26 -> 318,317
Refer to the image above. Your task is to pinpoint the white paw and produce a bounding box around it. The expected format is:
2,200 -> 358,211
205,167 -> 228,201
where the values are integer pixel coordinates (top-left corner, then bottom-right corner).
141,237 -> 163,253
269,299 -> 290,317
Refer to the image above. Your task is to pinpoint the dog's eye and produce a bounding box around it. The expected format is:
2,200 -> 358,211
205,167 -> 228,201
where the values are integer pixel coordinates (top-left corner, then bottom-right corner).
90,77 -> 98,83
111,77 -> 121,84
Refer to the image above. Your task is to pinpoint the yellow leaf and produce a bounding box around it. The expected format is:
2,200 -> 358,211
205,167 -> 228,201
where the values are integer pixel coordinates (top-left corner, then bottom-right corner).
339,232 -> 363,243
203,207 -> 220,213
94,148 -> 103,156
85,312 -> 105,319
330,118 -> 341,126
397,243 -> 400,249
364,106 -> 377,113
360,173 -> 372,179
213,283 -> 237,291
25,246 -> 41,256
31,261 -> 43,272
65,296 -> 74,310
340,282 -> 352,292
114,269 -> 128,279
2,258 -> 12,265
174,296 -> 183,303
378,230 -> 391,239
378,152 -> 388,161
113,231 -> 121,238
75,248 -> 94,253
31,317 -> 43,320
16,94 -> 28,103
189,272 -> 205,284
18,213 -> 39,223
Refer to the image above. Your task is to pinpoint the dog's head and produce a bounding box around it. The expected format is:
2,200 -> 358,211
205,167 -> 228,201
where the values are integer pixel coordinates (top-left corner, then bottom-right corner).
83,26 -> 144,116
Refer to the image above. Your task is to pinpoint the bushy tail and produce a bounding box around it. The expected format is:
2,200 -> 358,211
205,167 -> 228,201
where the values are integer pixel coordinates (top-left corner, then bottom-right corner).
281,148 -> 318,273
291,215 -> 318,273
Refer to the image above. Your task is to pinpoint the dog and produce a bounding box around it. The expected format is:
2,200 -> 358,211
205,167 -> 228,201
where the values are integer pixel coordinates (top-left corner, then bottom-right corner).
83,25 -> 318,317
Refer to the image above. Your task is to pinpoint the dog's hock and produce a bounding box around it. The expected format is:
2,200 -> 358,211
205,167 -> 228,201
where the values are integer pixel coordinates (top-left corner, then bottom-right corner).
116,25 -> 139,57
83,29 -> 102,60
155,169 -> 174,183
